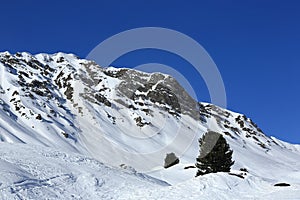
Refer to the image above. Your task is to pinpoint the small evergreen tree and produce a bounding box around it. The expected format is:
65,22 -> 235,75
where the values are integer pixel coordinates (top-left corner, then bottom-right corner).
196,131 -> 234,176
164,152 -> 179,168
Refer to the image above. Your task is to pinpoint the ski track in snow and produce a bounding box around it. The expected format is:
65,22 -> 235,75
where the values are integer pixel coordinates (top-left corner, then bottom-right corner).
0,143 -> 164,199
0,143 -> 299,200
0,52 -> 300,199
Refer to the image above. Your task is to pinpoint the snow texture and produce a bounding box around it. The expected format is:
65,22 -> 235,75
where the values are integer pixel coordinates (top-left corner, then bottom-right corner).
0,51 -> 299,199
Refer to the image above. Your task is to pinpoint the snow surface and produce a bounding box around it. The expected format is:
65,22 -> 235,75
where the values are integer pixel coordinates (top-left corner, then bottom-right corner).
0,143 -> 299,199
0,51 -> 300,199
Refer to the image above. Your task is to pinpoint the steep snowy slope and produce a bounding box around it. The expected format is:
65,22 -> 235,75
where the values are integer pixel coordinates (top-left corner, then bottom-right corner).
0,51 -> 300,193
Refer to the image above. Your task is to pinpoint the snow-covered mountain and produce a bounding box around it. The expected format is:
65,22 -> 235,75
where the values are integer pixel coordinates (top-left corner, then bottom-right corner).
0,51 -> 299,199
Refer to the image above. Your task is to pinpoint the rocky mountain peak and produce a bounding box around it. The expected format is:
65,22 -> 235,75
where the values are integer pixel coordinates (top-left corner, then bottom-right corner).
1,51 -> 298,184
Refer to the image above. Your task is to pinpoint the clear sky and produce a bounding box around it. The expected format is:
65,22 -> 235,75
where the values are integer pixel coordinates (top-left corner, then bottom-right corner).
0,1 -> 299,144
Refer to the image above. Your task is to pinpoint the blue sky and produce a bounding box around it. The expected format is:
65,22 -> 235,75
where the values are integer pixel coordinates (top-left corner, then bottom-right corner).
0,1 -> 299,144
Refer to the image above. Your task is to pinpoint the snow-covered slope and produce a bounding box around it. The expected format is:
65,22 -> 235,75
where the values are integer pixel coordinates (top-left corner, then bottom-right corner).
0,143 -> 299,199
0,143 -> 168,200
0,51 -> 300,198
1,143 -> 300,200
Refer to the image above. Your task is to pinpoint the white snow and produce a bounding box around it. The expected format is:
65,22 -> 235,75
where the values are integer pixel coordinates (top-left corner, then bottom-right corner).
0,143 -> 299,199
0,51 -> 300,199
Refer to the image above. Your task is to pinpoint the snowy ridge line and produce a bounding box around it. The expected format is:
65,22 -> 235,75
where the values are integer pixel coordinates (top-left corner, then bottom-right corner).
0,51 -> 299,199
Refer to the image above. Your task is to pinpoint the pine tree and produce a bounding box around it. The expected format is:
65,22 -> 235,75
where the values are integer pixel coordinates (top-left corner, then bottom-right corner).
196,131 -> 234,176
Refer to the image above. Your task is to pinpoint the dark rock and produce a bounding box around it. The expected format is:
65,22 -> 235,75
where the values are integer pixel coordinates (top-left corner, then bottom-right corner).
164,152 -> 180,168
274,183 -> 290,187
184,166 -> 196,169
240,168 -> 249,173
36,114 -> 42,120
134,116 -> 150,127
95,94 -> 111,107
56,57 -> 65,63
62,132 -> 69,138
104,68 -> 128,78
228,172 -> 245,179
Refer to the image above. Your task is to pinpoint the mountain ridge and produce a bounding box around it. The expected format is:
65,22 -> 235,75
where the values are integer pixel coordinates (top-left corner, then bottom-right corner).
0,51 -> 299,188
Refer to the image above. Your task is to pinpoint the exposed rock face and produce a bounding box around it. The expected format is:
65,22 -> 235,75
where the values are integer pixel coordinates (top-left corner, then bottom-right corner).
0,51 -> 285,175
115,69 -> 199,118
